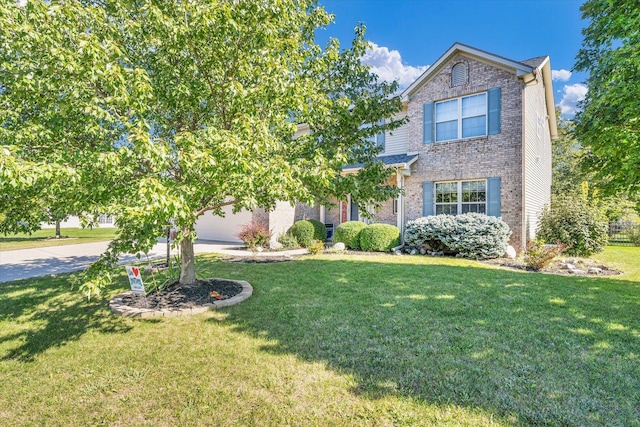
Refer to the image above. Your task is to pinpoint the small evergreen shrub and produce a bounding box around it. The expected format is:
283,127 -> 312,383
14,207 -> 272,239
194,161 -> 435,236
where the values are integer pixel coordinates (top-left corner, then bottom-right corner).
404,215 -> 458,253
537,197 -> 608,256
237,223 -> 271,249
629,227 -> 640,247
524,239 -> 567,271
623,220 -> 640,246
334,221 -> 367,250
307,240 -> 325,255
405,213 -> 511,259
307,219 -> 327,241
359,223 -> 401,252
290,220 -> 315,248
277,232 -> 299,249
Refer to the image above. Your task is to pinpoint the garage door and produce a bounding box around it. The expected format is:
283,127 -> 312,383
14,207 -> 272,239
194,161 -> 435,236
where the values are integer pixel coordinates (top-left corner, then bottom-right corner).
194,206 -> 253,243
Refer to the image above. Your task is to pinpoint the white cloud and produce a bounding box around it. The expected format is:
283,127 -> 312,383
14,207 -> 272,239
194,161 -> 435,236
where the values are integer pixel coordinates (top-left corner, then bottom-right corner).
558,83 -> 588,116
552,69 -> 572,82
361,42 -> 429,88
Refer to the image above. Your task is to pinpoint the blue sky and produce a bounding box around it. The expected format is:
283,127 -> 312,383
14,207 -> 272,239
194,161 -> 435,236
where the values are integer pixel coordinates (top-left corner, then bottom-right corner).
317,0 -> 588,116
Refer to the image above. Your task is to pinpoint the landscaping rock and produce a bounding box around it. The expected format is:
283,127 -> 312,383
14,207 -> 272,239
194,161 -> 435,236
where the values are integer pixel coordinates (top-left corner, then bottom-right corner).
270,241 -> 283,250
419,247 -> 427,255
565,263 -> 576,270
588,267 -> 603,274
333,242 -> 346,251
504,245 -> 517,259
569,268 -> 586,275
410,249 -> 418,255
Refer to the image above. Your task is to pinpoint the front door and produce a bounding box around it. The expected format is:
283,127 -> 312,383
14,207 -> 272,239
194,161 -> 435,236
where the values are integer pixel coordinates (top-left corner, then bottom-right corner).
350,200 -> 359,221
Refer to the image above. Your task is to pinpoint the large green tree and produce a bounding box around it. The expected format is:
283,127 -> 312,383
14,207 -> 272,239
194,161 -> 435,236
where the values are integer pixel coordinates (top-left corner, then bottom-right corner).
552,108 -> 636,220
0,0 -> 404,296
574,0 -> 640,198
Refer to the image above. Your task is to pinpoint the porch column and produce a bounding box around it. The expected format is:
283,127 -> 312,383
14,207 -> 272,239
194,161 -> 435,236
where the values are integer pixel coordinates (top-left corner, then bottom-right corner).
397,173 -> 405,241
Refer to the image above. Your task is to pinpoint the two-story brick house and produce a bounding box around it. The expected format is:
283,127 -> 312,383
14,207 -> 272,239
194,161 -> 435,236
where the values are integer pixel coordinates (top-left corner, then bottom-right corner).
322,43 -> 557,251
195,43 -> 557,251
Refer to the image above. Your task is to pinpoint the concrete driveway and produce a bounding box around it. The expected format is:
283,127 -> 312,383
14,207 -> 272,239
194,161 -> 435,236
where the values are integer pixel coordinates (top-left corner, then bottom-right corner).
0,239 -> 307,283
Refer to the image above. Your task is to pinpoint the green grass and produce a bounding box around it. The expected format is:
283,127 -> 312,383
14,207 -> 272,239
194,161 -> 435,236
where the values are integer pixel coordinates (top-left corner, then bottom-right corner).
1,247 -> 639,426
0,227 -> 117,251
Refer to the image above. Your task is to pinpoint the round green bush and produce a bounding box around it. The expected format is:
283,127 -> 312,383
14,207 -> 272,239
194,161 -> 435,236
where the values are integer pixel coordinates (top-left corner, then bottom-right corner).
359,223 -> 401,252
307,219 -> 327,241
290,220 -> 315,248
334,221 -> 366,249
537,197 -> 608,256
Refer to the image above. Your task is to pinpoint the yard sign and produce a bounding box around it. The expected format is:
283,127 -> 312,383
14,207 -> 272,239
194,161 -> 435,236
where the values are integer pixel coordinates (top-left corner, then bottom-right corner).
125,266 -> 146,295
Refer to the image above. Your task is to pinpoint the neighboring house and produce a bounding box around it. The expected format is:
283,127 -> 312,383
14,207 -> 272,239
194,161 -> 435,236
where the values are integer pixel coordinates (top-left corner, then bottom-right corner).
196,43 -> 557,251
41,213 -> 117,229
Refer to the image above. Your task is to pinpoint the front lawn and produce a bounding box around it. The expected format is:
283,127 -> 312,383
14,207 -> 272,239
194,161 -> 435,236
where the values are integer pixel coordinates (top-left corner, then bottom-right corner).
0,227 -> 117,251
0,247 -> 638,425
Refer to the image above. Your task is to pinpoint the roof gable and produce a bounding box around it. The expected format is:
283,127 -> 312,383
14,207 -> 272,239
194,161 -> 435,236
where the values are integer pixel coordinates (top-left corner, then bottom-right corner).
401,43 -> 535,101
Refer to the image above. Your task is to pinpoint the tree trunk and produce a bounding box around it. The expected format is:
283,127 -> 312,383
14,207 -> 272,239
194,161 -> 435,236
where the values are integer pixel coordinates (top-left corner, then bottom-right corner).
55,220 -> 61,239
179,236 -> 197,285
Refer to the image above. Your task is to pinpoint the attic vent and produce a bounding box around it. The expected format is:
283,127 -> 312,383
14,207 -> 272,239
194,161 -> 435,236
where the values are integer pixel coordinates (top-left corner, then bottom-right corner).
451,63 -> 467,86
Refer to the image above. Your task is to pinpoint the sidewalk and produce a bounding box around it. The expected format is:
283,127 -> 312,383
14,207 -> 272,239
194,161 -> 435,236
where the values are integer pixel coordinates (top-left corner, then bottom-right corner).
0,240 -> 307,283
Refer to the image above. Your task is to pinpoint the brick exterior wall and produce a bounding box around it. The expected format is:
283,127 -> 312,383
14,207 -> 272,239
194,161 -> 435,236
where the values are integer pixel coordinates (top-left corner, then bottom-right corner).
294,202 -> 320,222
324,203 -> 341,228
404,53 -> 526,250
374,198 -> 397,226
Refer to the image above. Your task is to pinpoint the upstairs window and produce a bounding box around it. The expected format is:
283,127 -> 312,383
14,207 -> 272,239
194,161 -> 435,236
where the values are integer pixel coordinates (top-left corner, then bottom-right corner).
435,92 -> 487,141
451,63 -> 467,86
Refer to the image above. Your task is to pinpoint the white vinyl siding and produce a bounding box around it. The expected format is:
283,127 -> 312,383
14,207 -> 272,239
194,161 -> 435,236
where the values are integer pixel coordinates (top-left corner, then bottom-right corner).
524,83 -> 552,240
435,93 -> 487,142
380,113 -> 408,155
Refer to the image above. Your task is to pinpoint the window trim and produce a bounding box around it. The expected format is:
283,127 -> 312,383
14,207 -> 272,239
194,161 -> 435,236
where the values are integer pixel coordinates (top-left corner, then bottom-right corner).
435,92 -> 488,142
434,179 -> 487,215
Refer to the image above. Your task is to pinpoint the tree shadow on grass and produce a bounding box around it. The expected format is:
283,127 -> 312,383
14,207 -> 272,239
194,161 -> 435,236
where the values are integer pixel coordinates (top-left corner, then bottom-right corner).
208,257 -> 640,426
0,274 -> 132,362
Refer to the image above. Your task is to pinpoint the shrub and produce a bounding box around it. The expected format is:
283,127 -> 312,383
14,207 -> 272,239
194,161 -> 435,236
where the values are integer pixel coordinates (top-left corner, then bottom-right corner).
277,232 -> 299,249
334,221 -> 367,250
359,223 -> 401,252
622,219 -> 640,246
290,220 -> 315,248
537,197 -> 608,256
306,219 -> 327,241
629,226 -> 640,247
524,239 -> 567,271
237,223 -> 271,250
405,213 -> 511,259
307,240 -> 325,255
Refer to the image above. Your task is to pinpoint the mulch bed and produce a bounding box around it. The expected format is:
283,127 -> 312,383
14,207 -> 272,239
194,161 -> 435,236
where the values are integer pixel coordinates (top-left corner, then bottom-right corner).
222,256 -> 293,263
482,257 -> 621,276
119,279 -> 243,310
